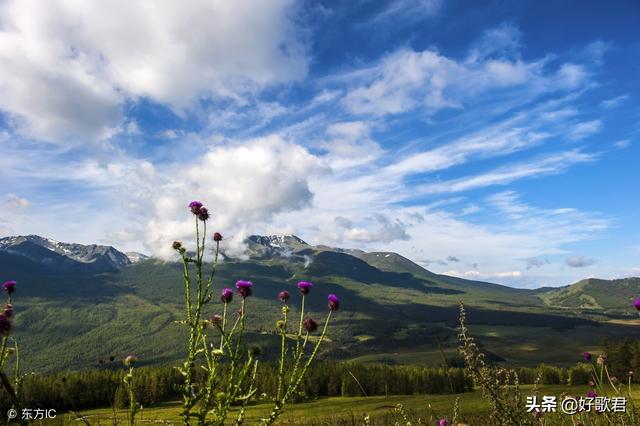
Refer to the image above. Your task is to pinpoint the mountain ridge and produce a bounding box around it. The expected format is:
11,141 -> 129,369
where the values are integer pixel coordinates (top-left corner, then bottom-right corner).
2,233 -> 640,372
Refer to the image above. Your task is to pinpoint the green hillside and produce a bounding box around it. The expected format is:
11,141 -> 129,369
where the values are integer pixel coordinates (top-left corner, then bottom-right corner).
539,277 -> 640,314
3,246 -> 640,374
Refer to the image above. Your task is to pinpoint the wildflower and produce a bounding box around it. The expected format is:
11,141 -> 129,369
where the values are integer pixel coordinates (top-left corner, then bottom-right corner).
213,232 -> 223,242
532,410 -> 542,419
3,304 -> 12,318
611,376 -> 618,383
303,318 -> 318,333
583,351 -> 591,361
172,241 -> 183,250
278,290 -> 290,303
588,380 -> 595,387
236,280 -> 253,298
189,201 -> 203,215
327,294 -> 340,311
597,354 -> 606,366
6,347 -> 15,355
635,298 -> 640,310
124,354 -> 137,367
220,288 -> 233,304
276,320 -> 285,330
587,390 -> 597,398
0,314 -> 11,336
438,418 -> 448,426
198,207 -> 210,221
209,314 -> 222,327
297,281 -> 313,295
2,280 -> 16,295
628,370 -> 634,377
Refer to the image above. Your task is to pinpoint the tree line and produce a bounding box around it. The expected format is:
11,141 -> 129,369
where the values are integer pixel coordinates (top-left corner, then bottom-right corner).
0,360 -> 604,412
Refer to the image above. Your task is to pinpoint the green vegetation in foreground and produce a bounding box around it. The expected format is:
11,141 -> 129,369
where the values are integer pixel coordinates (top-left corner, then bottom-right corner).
53,385 -> 640,425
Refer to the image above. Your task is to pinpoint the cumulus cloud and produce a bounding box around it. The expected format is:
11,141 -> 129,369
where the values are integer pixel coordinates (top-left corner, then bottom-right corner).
342,218 -> 410,244
566,256 -> 596,268
0,0 -> 307,142
144,135 -> 325,258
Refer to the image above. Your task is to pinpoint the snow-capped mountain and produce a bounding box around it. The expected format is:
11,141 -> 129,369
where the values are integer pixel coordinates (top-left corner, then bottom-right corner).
0,235 -> 131,272
243,235 -> 310,259
125,252 -> 151,263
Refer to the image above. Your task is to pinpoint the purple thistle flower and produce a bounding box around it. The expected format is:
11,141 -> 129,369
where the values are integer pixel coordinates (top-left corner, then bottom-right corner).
297,281 -> 313,295
189,201 -> 203,214
328,294 -> 340,311
2,281 -> 16,295
213,232 -> 223,242
124,354 -> 137,367
236,280 -> 253,298
438,418 -> 448,426
197,207 -> 210,221
278,291 -> 290,303
634,299 -> 640,311
587,390 -> 597,398
0,314 -> 11,336
172,241 -> 183,250
220,288 -> 233,304
3,304 -> 12,318
583,351 -> 591,361
303,318 -> 318,333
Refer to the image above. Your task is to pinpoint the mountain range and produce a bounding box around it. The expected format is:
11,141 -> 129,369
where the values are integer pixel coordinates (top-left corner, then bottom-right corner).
1,234 -> 639,373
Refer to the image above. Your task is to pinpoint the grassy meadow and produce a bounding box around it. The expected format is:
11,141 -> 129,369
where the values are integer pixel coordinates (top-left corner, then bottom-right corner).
49,384 -> 636,425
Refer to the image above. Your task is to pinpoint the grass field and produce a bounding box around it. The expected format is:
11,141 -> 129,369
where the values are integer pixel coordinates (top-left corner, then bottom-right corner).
50,384 -> 638,425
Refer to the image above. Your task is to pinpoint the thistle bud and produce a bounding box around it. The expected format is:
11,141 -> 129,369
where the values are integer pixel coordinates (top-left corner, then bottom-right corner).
124,354 -> 137,367
303,318 -> 318,333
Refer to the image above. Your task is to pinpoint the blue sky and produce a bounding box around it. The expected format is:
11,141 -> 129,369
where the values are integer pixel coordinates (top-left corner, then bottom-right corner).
0,0 -> 638,288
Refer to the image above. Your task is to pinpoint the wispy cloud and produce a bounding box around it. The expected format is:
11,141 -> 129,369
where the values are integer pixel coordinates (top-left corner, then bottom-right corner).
568,120 -> 602,140
420,150 -> 596,194
601,95 -> 630,109
566,256 -> 596,268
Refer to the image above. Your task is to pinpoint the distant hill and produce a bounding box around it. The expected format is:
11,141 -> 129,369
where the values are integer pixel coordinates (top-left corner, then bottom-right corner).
0,235 -> 130,272
539,277 -> 640,313
1,233 -> 639,373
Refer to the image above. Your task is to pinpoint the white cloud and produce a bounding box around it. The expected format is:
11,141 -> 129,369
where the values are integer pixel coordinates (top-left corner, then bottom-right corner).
144,135 -> 325,258
368,0 -> 442,24
340,35 -> 586,117
568,120 -> 602,141
420,150 -> 596,194
0,0 -> 307,143
384,120 -> 550,176
318,121 -> 384,169
601,95 -> 629,109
